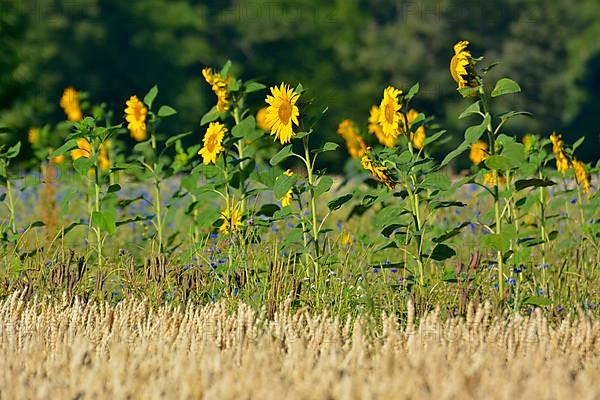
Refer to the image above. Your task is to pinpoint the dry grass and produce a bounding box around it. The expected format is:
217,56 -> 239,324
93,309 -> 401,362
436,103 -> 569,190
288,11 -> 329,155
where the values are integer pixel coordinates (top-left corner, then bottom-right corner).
0,292 -> 598,399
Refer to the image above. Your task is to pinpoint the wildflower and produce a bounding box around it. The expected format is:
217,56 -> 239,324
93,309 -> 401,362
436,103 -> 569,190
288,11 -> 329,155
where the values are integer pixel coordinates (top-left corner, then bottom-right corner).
572,158 -> 591,193
507,277 -> 516,286
368,106 -> 395,147
449,41 -> 479,91
124,95 -> 148,141
550,132 -> 570,173
265,83 -> 300,144
483,172 -> 506,186
470,140 -> 488,165
337,119 -> 367,158
198,122 -> 227,165
361,153 -> 395,190
60,87 -> 83,122
341,232 -> 353,246
280,169 -> 294,207
220,207 -> 242,233
202,67 -> 230,112
406,109 -> 426,150
378,86 -> 403,141
256,107 -> 271,131
28,128 -> 40,145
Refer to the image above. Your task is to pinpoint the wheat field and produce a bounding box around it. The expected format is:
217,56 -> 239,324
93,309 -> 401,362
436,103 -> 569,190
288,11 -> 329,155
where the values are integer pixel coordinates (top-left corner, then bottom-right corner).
0,291 -> 597,399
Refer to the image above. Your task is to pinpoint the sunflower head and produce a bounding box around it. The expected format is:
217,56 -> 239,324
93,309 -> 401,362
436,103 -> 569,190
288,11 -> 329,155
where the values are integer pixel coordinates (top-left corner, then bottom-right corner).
469,140 -> 488,165
71,138 -> 92,160
406,109 -> 426,150
378,86 -> 403,141
265,83 -> 300,144
450,41 -> 480,93
337,119 -> 367,159
220,207 -> 242,233
203,67 -> 230,112
28,128 -> 40,145
198,122 -> 227,165
550,132 -> 570,173
125,95 -> 148,141
256,107 -> 271,131
361,153 -> 395,190
368,106 -> 395,147
483,171 -> 506,186
60,87 -> 83,122
572,158 -> 590,193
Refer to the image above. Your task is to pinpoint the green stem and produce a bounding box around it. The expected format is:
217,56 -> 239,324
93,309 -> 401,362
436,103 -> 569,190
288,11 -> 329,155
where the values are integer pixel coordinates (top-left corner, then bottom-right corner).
538,170 -> 547,286
303,137 -> 320,260
233,107 -> 247,215
6,178 -> 16,235
151,130 -> 163,253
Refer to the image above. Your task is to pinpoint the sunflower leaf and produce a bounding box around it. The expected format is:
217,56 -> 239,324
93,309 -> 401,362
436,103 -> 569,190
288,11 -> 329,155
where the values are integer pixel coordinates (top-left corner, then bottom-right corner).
270,145 -> 293,166
491,78 -> 521,97
143,85 -> 158,109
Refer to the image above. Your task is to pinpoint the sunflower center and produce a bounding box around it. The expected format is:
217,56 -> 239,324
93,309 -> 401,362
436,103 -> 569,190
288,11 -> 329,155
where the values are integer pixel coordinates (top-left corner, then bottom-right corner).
278,101 -> 293,124
384,102 -> 395,124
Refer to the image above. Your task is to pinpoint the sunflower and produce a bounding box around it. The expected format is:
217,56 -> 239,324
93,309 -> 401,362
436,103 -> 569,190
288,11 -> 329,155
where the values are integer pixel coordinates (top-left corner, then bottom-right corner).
361,153 -> 395,190
483,172 -> 506,186
70,138 -> 110,171
124,96 -> 148,141
337,119 -> 367,159
28,128 -> 40,145
281,169 -> 294,207
98,141 -> 111,171
256,107 -> 271,132
220,207 -> 242,233
368,106 -> 395,147
550,132 -> 570,173
450,41 -> 479,91
198,122 -> 227,165
265,83 -> 300,144
572,158 -> 590,193
378,86 -> 403,141
49,149 -> 65,165
202,67 -> 230,112
60,87 -> 83,122
406,109 -> 426,150
469,140 -> 488,165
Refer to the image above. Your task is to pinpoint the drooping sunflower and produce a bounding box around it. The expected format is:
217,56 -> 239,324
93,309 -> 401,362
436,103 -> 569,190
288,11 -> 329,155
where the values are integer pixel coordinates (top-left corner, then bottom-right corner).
469,140 -> 488,165
220,207 -> 242,233
202,67 -> 230,112
361,153 -> 395,190
368,106 -> 395,147
406,109 -> 426,150
483,172 -> 506,186
450,41 -> 479,91
265,83 -> 300,145
256,107 -> 271,132
337,119 -> 367,159
198,122 -> 227,165
124,96 -> 148,141
572,158 -> 591,193
60,87 -> 83,122
281,169 -> 294,207
378,86 -> 403,141
550,132 -> 570,173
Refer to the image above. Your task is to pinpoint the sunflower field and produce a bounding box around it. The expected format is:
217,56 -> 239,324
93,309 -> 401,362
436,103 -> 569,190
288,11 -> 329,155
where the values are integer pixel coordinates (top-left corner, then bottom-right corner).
0,34 -> 599,398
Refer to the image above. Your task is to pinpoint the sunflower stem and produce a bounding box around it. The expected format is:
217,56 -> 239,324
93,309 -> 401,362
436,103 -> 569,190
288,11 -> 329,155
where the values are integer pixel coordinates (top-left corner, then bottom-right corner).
303,136 -> 320,272
150,127 -> 164,254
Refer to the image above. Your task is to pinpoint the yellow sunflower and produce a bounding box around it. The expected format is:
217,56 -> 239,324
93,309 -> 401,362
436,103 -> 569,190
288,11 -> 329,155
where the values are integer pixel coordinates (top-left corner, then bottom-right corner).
265,83 -> 300,144
124,96 -> 148,141
198,122 -> 227,165
337,119 -> 367,159
28,128 -> 40,145
70,139 -> 110,171
281,169 -> 294,207
60,87 -> 83,122
450,41 -> 479,91
483,172 -> 506,186
469,140 -> 488,165
220,207 -> 242,233
378,86 -> 403,141
49,148 -> 65,165
550,132 -> 570,173
202,67 -> 230,112
572,158 -> 590,193
406,109 -> 426,150
256,107 -> 271,131
368,106 -> 395,147
361,153 -> 395,190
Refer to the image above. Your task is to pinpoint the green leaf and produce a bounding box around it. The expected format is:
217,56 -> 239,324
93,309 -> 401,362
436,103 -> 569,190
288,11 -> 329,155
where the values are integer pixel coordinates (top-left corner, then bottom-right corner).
405,82 -> 420,102
232,116 -> 256,138
48,139 -> 77,160
270,145 -> 293,166
458,86 -> 479,98
328,194 -> 353,211
459,101 -> 481,119
482,233 -> 510,253
515,179 -> 555,191
498,111 -> 532,122
4,142 -> 21,159
273,173 -> 297,199
91,211 -> 116,235
256,204 -> 280,217
485,155 -> 519,171
440,142 -> 469,167
464,114 -> 490,144
522,296 -> 552,307
422,130 -> 446,146
314,142 -> 339,154
200,107 -> 221,126
491,78 -> 521,97
143,85 -> 158,109
245,82 -> 266,93
314,176 -> 333,197
73,157 -> 93,176
157,105 -> 177,118
165,131 -> 193,148
421,172 -> 451,191
107,184 -> 121,193
430,244 -> 456,261
572,136 -> 585,152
